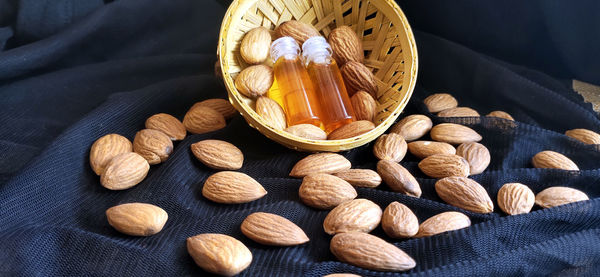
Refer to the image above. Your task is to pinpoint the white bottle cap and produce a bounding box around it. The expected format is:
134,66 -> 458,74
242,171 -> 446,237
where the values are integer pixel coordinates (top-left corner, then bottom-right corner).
270,36 -> 300,63
302,36 -> 332,64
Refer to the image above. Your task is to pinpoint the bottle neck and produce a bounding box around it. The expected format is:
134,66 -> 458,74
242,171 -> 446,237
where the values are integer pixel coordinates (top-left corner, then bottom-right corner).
302,36 -> 332,65
270,36 -> 300,63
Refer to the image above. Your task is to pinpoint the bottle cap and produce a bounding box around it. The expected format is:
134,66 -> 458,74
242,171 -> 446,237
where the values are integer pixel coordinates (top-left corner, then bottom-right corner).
270,36 -> 300,63
302,36 -> 332,64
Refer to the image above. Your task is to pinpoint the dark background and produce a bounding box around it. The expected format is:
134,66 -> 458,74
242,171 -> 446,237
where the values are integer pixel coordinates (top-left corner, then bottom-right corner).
0,0 -> 599,276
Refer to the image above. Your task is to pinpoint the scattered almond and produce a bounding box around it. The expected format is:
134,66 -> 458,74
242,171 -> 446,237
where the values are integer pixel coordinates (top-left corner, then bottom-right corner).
240,212 -> 309,246
497,183 -> 535,215
486,110 -> 514,121
290,153 -> 351,178
187,233 -> 252,276
535,186 -> 589,208
133,129 -> 173,165
332,169 -> 382,188
381,202 -> 419,238
190,140 -> 243,170
284,124 -> 327,140
418,154 -> 470,178
183,105 -> 226,134
234,64 -> 273,98
565,128 -> 600,145
240,27 -> 272,64
340,61 -> 377,97
100,152 -> 149,190
430,123 -> 482,144
373,133 -> 407,162
328,120 -> 375,140
194,99 -> 237,119
415,211 -> 470,238
145,113 -> 186,141
256,96 -> 287,130
299,174 -> 357,209
323,199 -> 382,235
106,203 -> 168,236
328,26 -> 364,65
407,141 -> 456,159
389,114 -> 432,142
531,150 -> 579,171
423,93 -> 458,113
274,20 -> 320,45
435,177 -> 494,213
350,91 -> 377,121
202,171 -> 267,204
90,134 -> 133,175
376,160 -> 421,197
456,142 -> 490,175
437,107 -> 480,117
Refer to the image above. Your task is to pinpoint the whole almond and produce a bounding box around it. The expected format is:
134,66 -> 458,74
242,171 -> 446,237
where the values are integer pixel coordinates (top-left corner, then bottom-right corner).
535,186 -> 589,208
330,232 -> 416,272
437,107 -> 480,117
373,133 -> 407,162
415,211 -> 470,238
183,105 -> 226,134
133,129 -> 173,165
234,64 -> 273,98
407,141 -> 456,159
381,202 -> 419,238
350,91 -> 377,121
145,113 -> 186,141
256,96 -> 287,130
333,169 -> 381,188
194,99 -> 237,119
435,177 -> 494,213
90,134 -> 132,175
328,26 -> 364,65
328,120 -> 375,140
486,110 -> 514,121
274,20 -> 320,45
418,154 -> 470,178
430,123 -> 482,144
389,114 -> 432,142
191,140 -> 243,170
299,174 -> 357,209
240,27 -> 271,64
202,171 -> 267,204
100,152 -> 149,190
340,61 -> 377,97
497,183 -> 535,215
377,160 -> 422,197
532,150 -> 579,170
241,212 -> 309,246
565,128 -> 600,145
423,93 -> 458,113
323,199 -> 382,235
284,124 -> 327,140
456,142 -> 491,175
106,203 -> 168,236
187,233 -> 252,276
290,153 -> 351,177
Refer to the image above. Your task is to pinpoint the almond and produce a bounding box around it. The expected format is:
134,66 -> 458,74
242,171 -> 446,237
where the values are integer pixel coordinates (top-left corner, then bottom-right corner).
330,232 -> 416,272
389,114 -> 432,142
418,154 -> 470,178
194,99 -> 237,119
531,150 -> 579,171
328,120 -> 375,140
535,186 -> 589,208
100,152 -> 149,190
340,61 -> 377,97
133,129 -> 174,165
415,211 -> 470,238
437,107 -> 480,117
328,26 -> 364,65
240,27 -> 272,64
90,134 -> 132,175
145,113 -> 186,141
377,160 -> 422,197
423,93 -> 458,113
202,171 -> 267,204
106,203 -> 168,236
497,183 -> 535,215
299,174 -> 357,209
290,153 -> 351,177
284,124 -> 327,140
323,199 -> 382,235
187,233 -> 252,276
350,91 -> 377,121
430,123 -> 482,144
381,202 -> 419,238
274,20 -> 320,45
240,212 -> 309,246
190,140 -> 243,170
565,128 -> 600,145
373,133 -> 407,162
456,142 -> 490,175
256,96 -> 287,130
486,110 -> 514,121
435,177 -> 494,213
183,105 -> 226,134
407,141 -> 456,159
234,64 -> 273,98
332,169 -> 381,188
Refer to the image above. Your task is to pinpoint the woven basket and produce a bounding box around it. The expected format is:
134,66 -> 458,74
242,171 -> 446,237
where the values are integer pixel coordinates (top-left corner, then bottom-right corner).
218,0 -> 418,152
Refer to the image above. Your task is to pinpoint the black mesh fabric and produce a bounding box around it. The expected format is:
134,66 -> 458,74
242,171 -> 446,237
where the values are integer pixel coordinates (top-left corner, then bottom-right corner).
1,0 -> 599,276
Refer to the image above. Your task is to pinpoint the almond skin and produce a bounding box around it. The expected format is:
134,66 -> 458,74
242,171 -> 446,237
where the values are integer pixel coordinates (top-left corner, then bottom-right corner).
194,99 -> 237,119
437,107 -> 480,117
256,96 -> 287,130
415,211 -> 470,238
190,140 -> 243,170
332,169 -> 382,188
407,141 -> 456,159
240,212 -> 309,246
340,61 -> 377,97
323,199 -> 382,235
418,154 -> 470,178
565,128 -> 600,145
497,183 -> 535,215
389,114 -> 432,142
373,133 -> 407,162
350,91 -> 377,121
145,113 -> 186,141
381,202 -> 419,238
274,20 -> 320,45
187,233 -> 252,276
183,105 -> 226,134
430,123 -> 482,144
535,186 -> 589,208
328,26 -> 364,65
330,232 -> 416,272
435,177 -> 494,213
290,153 -> 351,177
133,129 -> 173,165
328,120 -> 375,140
235,64 -> 273,98
377,160 -> 422,197
532,150 -> 579,171
90,134 -> 133,175
456,142 -> 491,175
284,124 -> 327,140
486,110 -> 514,121
106,203 -> 168,236
100,152 -> 149,190
240,27 -> 272,64
423,93 -> 458,113
299,174 -> 357,209
202,171 -> 267,204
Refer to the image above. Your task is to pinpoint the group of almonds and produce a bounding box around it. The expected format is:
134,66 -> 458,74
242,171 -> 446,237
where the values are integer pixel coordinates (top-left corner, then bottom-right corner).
234,20 -> 381,140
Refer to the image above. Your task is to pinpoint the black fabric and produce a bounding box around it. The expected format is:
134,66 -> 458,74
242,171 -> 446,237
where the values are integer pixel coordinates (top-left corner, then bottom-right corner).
1,0 -> 599,276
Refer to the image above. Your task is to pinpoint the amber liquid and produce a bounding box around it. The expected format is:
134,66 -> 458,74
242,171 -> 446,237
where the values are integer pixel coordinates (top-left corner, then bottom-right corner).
307,59 -> 355,133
